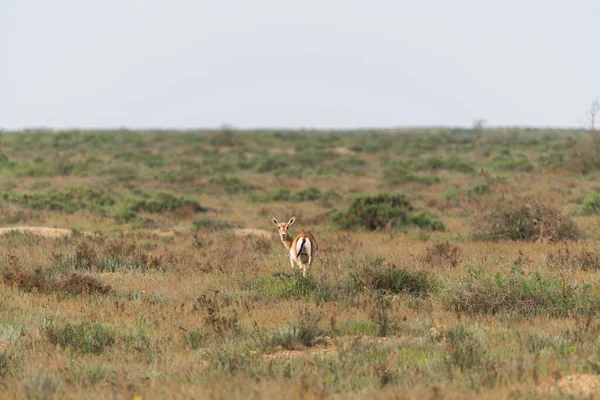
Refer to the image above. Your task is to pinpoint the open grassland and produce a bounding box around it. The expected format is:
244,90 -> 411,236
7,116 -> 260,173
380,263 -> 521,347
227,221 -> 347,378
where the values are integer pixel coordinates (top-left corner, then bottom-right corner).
2,128 -> 600,399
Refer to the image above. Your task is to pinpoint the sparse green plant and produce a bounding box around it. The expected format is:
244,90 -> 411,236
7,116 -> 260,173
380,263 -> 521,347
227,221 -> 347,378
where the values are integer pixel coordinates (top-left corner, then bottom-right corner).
269,308 -> 325,350
182,328 -> 204,350
243,274 -> 320,301
581,192 -> 600,214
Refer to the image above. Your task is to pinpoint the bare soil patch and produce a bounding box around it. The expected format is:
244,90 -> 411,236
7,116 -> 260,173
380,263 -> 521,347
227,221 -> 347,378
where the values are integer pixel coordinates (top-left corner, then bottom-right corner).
0,226 -> 90,238
538,374 -> 600,397
229,228 -> 274,239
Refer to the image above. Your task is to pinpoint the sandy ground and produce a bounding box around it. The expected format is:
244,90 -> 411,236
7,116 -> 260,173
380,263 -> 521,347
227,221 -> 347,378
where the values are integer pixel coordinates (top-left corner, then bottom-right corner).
537,374 -> 600,397
229,228 -> 274,239
0,226 -> 89,238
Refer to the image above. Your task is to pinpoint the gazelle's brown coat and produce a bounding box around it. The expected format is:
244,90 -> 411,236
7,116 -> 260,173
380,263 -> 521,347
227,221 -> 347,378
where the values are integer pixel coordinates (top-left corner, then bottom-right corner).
271,216 -> 318,277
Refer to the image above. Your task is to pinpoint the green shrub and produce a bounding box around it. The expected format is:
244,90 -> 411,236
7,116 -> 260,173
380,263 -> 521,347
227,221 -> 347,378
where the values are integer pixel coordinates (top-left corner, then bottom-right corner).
248,187 -> 291,202
294,186 -> 324,201
422,157 -> 444,170
0,152 -> 12,167
442,189 -> 460,206
581,193 -> 600,214
443,156 -> 476,173
254,156 -> 289,173
333,193 -> 445,231
382,163 -> 440,186
209,175 -> 253,194
115,151 -> 164,168
407,211 -> 446,231
1,186 -> 115,214
45,320 -> 115,354
493,153 -> 534,172
156,170 -> 198,183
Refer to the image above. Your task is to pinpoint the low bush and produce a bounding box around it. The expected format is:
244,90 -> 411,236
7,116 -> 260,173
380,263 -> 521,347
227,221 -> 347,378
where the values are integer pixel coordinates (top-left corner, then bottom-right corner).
445,324 -> 487,372
416,241 -> 464,269
194,293 -> 241,336
441,266 -> 599,316
45,320 -> 115,354
294,186 -> 324,201
332,193 -> 445,231
581,192 -> 600,214
546,245 -> 600,271
3,268 -> 112,295
249,186 -> 338,203
267,309 -> 325,350
56,274 -> 112,295
466,183 -> 490,199
343,255 -> 437,295
248,187 -> 291,202
492,153 -> 534,172
117,192 -> 206,222
382,163 -> 440,186
243,274 -> 319,301
442,189 -> 460,206
1,186 -> 115,214
71,240 -> 164,273
472,197 -> 578,242
125,192 -> 205,213
208,175 -> 254,194
254,155 -> 289,174
421,156 -> 475,174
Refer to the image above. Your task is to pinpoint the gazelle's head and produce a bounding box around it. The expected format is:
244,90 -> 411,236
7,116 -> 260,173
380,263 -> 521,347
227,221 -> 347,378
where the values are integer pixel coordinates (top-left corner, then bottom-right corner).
271,216 -> 295,240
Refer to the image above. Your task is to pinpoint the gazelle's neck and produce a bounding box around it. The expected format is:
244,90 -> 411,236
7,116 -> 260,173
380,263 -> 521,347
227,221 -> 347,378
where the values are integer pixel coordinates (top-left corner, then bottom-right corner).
279,233 -> 293,250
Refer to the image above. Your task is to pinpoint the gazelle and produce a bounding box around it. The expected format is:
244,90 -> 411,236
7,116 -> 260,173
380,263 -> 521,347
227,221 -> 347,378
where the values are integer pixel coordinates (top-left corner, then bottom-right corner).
271,216 -> 318,277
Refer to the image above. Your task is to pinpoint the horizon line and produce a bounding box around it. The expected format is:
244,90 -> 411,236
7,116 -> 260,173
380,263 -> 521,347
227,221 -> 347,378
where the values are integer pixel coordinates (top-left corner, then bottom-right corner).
0,124 -> 588,132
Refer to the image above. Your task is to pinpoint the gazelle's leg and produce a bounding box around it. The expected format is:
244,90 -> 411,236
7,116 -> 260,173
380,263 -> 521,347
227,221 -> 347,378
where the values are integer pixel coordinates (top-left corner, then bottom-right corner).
302,264 -> 307,277
289,255 -> 296,271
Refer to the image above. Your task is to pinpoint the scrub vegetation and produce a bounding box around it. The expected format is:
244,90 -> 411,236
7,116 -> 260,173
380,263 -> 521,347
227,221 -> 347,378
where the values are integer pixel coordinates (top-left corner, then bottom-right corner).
1,127 -> 600,399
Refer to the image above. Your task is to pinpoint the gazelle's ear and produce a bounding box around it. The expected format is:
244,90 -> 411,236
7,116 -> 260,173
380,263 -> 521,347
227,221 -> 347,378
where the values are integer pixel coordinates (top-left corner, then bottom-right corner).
271,217 -> 279,226
287,216 -> 296,226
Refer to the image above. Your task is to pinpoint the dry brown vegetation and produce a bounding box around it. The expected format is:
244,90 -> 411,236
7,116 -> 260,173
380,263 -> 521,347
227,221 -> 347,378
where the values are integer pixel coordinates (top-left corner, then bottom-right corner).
0,128 -> 600,399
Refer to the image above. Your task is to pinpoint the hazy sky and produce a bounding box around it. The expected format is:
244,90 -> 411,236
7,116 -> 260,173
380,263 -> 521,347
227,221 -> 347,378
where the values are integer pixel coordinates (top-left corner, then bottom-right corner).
1,0 -> 599,129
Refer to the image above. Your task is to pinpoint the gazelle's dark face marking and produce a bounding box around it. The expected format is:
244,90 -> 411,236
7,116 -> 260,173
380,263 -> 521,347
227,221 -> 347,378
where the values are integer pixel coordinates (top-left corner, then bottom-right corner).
271,216 -> 295,240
